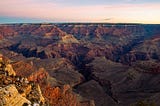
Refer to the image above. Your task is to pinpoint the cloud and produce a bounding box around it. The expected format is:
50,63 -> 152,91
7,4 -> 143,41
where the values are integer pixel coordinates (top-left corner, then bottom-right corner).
0,0 -> 160,23
104,18 -> 113,21
104,18 -> 112,20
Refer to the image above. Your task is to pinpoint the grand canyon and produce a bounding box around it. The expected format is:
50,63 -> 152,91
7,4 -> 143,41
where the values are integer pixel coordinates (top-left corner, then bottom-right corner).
0,23 -> 160,106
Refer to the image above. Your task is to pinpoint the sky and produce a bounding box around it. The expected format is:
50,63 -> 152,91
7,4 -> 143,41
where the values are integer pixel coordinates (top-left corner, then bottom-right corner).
0,0 -> 160,24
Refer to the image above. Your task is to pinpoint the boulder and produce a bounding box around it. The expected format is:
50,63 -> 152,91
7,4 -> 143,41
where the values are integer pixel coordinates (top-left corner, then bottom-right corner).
0,84 -> 31,106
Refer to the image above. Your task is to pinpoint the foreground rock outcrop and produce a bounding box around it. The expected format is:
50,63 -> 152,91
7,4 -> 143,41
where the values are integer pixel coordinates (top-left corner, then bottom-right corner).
0,54 -> 95,106
0,84 -> 31,106
0,54 -> 46,106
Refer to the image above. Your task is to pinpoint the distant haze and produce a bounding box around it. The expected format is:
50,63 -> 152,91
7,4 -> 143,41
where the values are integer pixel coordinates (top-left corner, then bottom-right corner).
0,0 -> 160,24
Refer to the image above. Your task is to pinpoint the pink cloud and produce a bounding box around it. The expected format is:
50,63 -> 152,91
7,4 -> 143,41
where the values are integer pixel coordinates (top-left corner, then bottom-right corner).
0,0 -> 160,23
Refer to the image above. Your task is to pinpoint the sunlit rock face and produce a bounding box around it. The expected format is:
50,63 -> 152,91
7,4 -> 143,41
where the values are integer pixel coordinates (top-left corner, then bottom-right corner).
0,55 -> 46,106
0,84 -> 31,106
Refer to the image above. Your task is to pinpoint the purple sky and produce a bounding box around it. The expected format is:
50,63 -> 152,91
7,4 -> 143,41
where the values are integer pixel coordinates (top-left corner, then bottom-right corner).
0,0 -> 160,23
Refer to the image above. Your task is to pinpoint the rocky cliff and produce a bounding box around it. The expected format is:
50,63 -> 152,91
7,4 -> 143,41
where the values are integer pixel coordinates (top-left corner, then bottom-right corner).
0,54 -> 46,106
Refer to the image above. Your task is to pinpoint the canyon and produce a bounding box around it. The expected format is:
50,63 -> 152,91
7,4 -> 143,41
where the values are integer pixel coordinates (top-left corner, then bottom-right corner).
0,23 -> 160,106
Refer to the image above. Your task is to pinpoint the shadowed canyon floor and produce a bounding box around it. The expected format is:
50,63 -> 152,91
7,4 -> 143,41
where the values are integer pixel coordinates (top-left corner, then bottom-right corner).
0,23 -> 160,106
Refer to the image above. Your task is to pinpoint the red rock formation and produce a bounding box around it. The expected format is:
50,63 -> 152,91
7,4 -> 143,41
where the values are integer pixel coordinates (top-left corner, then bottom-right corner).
43,84 -> 80,106
28,68 -> 49,83
12,61 -> 37,77
0,26 -> 18,38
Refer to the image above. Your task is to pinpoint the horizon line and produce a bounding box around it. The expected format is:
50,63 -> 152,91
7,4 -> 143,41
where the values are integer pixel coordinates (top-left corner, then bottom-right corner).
0,22 -> 160,25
